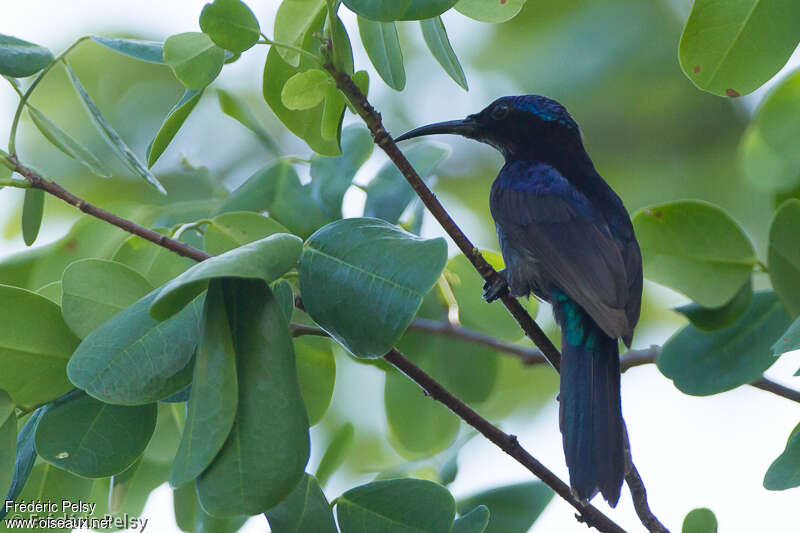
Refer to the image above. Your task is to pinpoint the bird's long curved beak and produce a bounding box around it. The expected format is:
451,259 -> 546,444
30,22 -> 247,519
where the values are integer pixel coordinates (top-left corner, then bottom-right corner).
395,119 -> 480,142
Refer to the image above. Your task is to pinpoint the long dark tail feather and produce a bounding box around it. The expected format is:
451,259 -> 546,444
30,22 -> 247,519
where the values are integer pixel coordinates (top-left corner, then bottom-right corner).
558,316 -> 625,506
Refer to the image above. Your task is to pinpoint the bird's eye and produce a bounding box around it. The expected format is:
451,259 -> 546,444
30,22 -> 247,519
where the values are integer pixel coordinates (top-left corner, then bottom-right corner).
490,104 -> 509,120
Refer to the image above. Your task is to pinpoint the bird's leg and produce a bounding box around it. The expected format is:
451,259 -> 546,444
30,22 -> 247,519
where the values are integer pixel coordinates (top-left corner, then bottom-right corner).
482,269 -> 510,302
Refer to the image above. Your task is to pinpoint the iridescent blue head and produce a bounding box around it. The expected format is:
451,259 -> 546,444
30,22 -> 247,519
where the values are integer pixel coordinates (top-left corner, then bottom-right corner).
396,95 -> 583,161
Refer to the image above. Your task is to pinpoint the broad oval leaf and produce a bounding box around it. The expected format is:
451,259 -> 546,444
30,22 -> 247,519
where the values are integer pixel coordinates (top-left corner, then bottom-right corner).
150,233 -> 302,320
342,0 -> 459,21
358,18 -> 405,90
632,200 -> 757,308
295,337 -> 336,425
457,482 -> 553,533
170,281 -> 237,488
66,288 -> 202,405
200,0 -> 260,53
90,35 -> 165,63
265,474 -> 337,533
682,507 -> 718,533
0,34 -> 53,77
452,505 -> 490,533
61,259 -> 153,339
21,188 -> 44,247
315,422 -> 355,487
0,285 -> 78,407
337,478 -> 455,533
454,0 -> 525,23
204,212 -> 289,255
658,291 -> 791,395
35,392 -> 157,477
678,0 -> 800,97
147,89 -> 204,167
764,426 -> 800,490
281,69 -> 330,110
196,279 -> 310,516
674,279 -> 753,332
420,17 -> 468,90
163,32 -> 225,90
273,0 -> 326,67
768,199 -> 800,317
299,218 -> 447,358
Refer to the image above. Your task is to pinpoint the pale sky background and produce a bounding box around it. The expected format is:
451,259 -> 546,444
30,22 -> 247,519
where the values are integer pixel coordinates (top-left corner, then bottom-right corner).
1,2 -> 800,533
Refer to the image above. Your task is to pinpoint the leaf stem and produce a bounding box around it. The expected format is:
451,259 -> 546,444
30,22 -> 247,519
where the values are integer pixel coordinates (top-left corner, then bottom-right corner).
257,33 -> 321,64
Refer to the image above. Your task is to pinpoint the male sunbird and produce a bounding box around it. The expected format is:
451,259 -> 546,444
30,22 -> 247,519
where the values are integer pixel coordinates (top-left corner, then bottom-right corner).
396,95 -> 642,505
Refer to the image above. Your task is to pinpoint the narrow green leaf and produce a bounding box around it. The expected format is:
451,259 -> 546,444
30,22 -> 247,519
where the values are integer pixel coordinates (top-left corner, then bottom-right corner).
678,0 -> 800,97
150,233 -> 303,320
315,422 -> 354,487
632,200 -> 757,308
61,259 -> 153,339
113,229 -> 194,287
196,279 -> 310,516
769,199 -> 800,317
27,106 -> 112,177
358,18 -> 405,90
21,188 -> 44,247
163,32 -> 225,90
204,212 -> 289,255
342,0 -> 459,21
273,0 -> 326,66
90,35 -> 165,63
330,13 -> 355,75
265,474 -> 337,533
0,34 -> 53,77
200,0 -> 260,53
147,89 -> 204,167
65,64 -> 167,193
452,505 -> 490,533
454,0 -> 525,23
299,218 -> 447,358
35,392 -> 157,477
321,82 -> 346,141
170,281 -> 237,488
295,337 -> 336,425
457,482 -> 553,533
674,279 -> 753,332
420,17 -> 468,90
217,89 -> 280,153
658,291 -> 791,395
337,478 -> 455,533
682,507 -> 718,533
764,426 -> 800,490
281,69 -> 330,110
0,286 -> 78,407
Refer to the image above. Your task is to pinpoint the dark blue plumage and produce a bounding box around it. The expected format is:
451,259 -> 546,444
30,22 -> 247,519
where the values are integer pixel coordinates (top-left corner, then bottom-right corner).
396,95 -> 642,506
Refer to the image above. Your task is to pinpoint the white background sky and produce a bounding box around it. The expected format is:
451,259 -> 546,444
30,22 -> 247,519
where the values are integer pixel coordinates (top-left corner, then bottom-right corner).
2,2 -> 800,533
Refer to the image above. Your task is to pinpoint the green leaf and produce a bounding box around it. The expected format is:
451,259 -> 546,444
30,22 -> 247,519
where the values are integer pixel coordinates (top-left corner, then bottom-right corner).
678,0 -> 800,97
0,391 -> 14,500
385,366 -> 460,457
342,0 -> 459,21
4,463 -> 93,528
457,482 -> 553,533
217,89 -> 280,153
173,483 -> 248,533
353,69 -> 369,97
321,84 -> 346,141
299,218 -> 447,358
454,0 -> 525,23
35,392 -> 157,477
315,422 -> 354,487
163,32 -> 225,90
272,279 -> 295,321
196,279 -> 309,516
452,505 -> 490,533
0,406 -> 47,521
170,281 -> 237,488
358,18 -> 405,90
337,478 -> 455,533
682,507 -> 718,533
265,474 -> 338,533
205,212 -> 289,255
0,34 -> 53,77
65,64 -> 167,194
89,35 -> 165,63
66,289 -> 201,405
0,285 -> 78,407
200,0 -> 260,53
35,280 -> 62,305
273,0 -> 326,67
61,259 -> 153,339
113,230 -> 194,287
150,233 -> 302,320
769,199 -> 800,317
0,391 -> 12,426
764,426 -> 800,490
674,279 -> 753,332
420,17 -> 468,90
737,125 -> 798,191
330,13 -> 355,75
658,291 -> 791,395
295,337 -> 336,425
773,316 -> 800,356
310,125 -> 373,219
281,69 -> 331,110
21,188 -> 44,247
147,89 -> 204,167
632,200 -> 757,308
365,141 -> 451,224
27,106 -> 112,177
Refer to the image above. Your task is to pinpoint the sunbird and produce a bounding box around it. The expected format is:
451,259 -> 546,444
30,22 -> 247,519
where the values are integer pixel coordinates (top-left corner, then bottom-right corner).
396,95 -> 642,505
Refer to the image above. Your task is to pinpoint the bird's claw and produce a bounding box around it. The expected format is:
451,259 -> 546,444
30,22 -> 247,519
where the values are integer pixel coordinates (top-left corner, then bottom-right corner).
482,272 -> 509,302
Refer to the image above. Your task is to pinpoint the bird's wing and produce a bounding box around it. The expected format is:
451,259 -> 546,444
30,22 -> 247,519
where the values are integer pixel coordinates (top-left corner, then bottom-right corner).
491,174 -> 631,339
